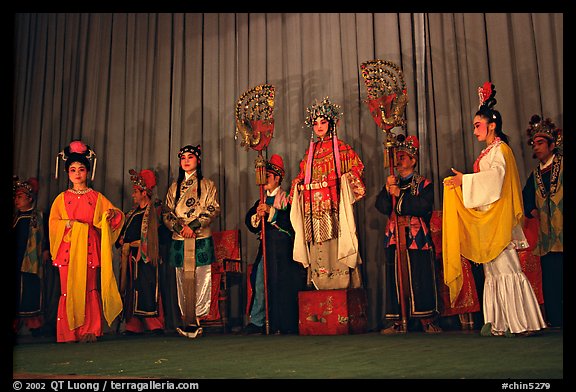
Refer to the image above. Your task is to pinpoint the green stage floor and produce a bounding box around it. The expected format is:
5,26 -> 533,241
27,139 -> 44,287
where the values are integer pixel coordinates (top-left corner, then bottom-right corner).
12,329 -> 563,381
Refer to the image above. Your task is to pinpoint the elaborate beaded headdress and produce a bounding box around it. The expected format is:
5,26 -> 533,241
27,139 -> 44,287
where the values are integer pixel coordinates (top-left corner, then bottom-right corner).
13,176 -> 39,198
302,97 -> 345,183
526,114 -> 562,150
304,97 -> 342,128
178,144 -> 201,161
235,83 -> 275,152
360,59 -> 408,131
395,135 -> 419,158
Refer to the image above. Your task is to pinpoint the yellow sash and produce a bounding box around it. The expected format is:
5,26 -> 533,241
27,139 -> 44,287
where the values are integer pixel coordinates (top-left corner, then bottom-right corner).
96,198 -> 125,327
442,143 -> 524,305
49,192 -> 124,329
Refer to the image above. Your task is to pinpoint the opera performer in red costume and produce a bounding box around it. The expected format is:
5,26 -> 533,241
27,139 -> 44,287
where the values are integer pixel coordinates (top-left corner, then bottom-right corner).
116,169 -> 165,335
49,140 -> 124,343
290,97 -> 366,290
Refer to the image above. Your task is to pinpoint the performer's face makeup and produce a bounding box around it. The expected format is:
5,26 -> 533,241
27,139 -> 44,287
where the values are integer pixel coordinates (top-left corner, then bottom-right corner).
531,136 -> 555,163
68,162 -> 88,187
180,152 -> 198,174
313,117 -> 330,139
472,115 -> 494,142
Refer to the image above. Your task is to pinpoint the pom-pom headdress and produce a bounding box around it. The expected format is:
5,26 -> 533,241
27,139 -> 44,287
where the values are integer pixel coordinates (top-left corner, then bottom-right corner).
395,135 -> 420,158
13,176 -> 39,199
360,59 -> 408,131
235,83 -> 275,152
55,140 -> 97,180
129,169 -> 157,195
526,114 -> 563,152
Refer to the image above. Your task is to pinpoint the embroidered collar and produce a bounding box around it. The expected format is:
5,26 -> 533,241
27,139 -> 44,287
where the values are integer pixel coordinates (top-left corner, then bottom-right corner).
539,154 -> 555,170
535,154 -> 561,198
398,172 -> 423,195
473,137 -> 501,173
68,188 -> 93,195
184,170 -> 196,182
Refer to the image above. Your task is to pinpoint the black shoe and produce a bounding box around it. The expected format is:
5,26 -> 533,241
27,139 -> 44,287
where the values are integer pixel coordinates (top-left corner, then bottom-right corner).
242,323 -> 264,335
122,330 -> 143,336
150,329 -> 164,336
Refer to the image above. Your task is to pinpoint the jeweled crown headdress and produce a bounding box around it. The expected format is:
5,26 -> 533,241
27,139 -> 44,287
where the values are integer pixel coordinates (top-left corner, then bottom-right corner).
304,97 -> 342,128
395,135 -> 419,158
13,176 -> 39,198
526,114 -> 562,149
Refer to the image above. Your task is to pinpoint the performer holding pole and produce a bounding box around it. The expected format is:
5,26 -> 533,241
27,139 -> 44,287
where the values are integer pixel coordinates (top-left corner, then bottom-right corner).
362,60 -> 442,334
235,84 -> 276,335
361,60 -> 410,332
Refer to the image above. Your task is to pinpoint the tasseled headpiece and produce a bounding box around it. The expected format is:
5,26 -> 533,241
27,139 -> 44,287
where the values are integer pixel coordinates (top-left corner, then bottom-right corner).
303,97 -> 343,184
55,140 -> 97,181
304,97 -> 342,128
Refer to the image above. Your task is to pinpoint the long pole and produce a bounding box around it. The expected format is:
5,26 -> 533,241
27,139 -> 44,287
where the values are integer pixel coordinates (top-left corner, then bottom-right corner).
256,152 -> 271,335
385,138 -> 408,333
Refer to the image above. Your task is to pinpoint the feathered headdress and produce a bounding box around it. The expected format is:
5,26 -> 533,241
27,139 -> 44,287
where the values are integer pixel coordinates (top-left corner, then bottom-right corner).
129,169 -> 157,195
477,81 -> 498,121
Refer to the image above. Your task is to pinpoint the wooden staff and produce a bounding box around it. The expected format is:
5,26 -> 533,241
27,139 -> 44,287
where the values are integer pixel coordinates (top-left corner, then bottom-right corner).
235,83 -> 276,335
255,152 -> 270,335
384,133 -> 408,333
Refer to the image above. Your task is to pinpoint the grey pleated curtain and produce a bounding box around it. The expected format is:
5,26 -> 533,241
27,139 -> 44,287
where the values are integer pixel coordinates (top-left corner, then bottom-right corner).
12,13 -> 563,329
